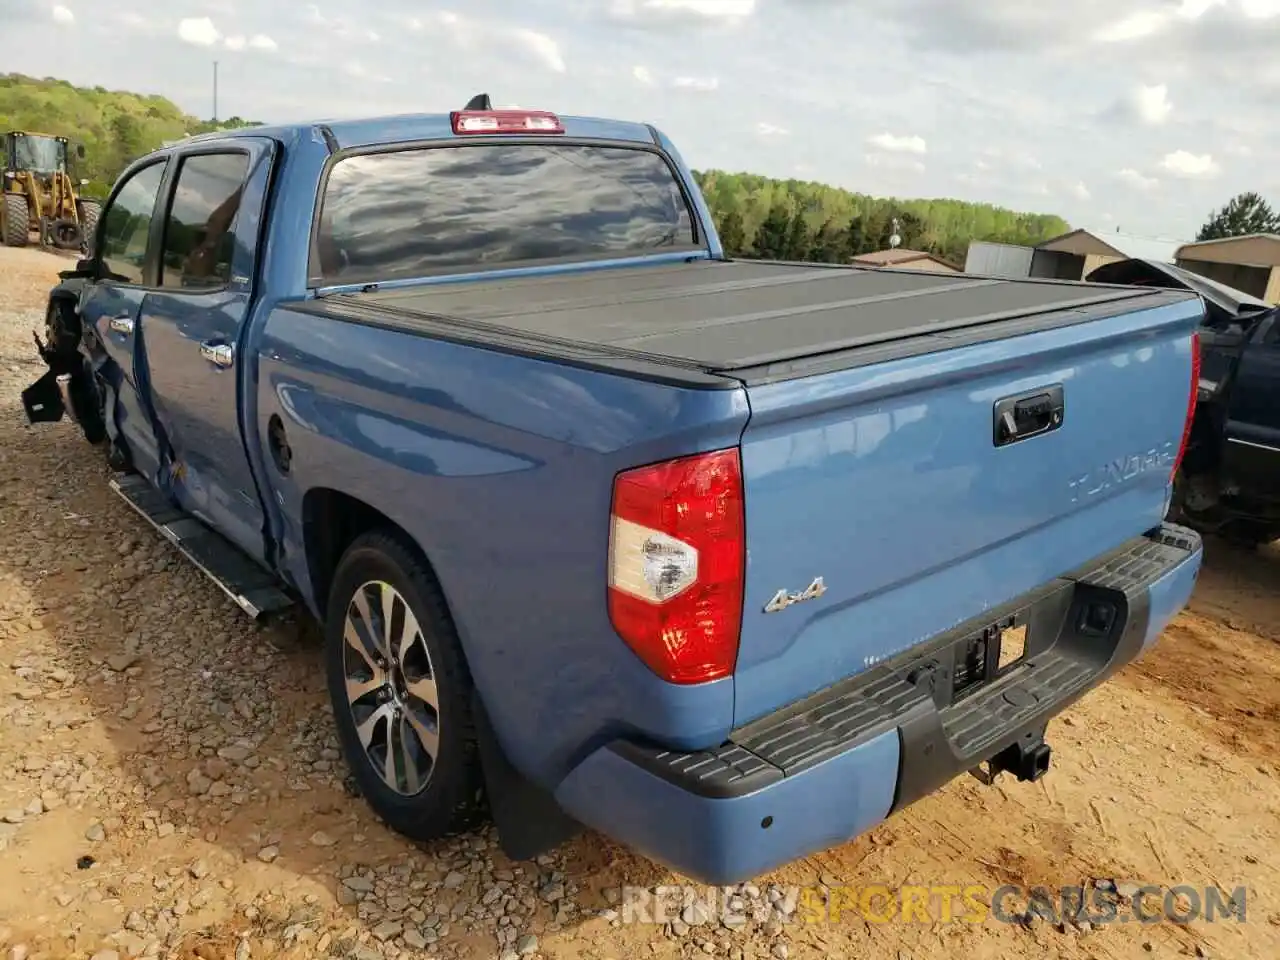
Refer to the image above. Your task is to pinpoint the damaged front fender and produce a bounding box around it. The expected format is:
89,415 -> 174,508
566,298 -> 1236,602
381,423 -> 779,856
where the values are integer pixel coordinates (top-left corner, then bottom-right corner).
21,288 -> 108,445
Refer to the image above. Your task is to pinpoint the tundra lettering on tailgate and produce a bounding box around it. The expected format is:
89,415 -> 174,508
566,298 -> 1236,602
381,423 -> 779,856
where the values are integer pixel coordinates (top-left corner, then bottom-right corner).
1068,444 -> 1174,504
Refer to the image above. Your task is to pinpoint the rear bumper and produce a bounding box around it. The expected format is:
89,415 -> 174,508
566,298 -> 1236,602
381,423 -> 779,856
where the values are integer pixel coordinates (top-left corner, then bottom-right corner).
554,523 -> 1202,885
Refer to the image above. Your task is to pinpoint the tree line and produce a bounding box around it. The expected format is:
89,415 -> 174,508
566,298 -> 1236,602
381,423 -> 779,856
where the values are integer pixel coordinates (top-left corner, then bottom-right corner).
692,170 -> 1072,265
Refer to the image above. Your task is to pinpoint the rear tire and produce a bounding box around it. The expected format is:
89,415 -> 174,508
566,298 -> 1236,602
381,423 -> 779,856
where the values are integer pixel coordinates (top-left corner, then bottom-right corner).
2,194 -> 29,247
324,530 -> 487,841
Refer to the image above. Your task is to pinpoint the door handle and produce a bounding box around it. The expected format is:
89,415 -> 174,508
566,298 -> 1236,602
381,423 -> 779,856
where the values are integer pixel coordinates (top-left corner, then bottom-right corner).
994,384 -> 1065,446
108,314 -> 134,335
200,341 -> 234,369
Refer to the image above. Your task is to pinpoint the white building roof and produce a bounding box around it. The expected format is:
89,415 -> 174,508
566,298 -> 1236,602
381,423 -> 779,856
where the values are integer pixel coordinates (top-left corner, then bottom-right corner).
1090,228 -> 1187,263
1038,227 -> 1187,264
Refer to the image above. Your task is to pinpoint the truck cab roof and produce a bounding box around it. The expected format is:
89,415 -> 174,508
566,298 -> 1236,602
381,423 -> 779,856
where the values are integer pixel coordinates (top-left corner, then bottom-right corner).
180,112 -> 662,151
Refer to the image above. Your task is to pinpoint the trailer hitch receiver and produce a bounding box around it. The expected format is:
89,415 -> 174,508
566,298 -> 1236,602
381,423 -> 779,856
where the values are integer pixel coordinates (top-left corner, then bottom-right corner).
989,735 -> 1052,783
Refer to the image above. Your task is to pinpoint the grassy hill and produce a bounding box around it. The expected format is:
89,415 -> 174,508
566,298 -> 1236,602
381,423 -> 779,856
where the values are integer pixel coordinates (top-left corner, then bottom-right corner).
0,73 -> 259,196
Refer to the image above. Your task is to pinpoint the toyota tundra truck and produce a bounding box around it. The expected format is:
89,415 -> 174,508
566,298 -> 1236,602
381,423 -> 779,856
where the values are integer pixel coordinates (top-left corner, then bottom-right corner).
21,97 -> 1204,885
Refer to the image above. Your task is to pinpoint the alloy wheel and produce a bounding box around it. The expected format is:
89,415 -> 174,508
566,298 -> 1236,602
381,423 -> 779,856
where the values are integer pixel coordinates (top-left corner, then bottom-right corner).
341,580 -> 441,795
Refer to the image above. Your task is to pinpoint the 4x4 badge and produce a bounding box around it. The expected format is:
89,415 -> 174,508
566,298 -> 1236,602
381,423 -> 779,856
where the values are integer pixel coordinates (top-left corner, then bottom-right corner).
763,577 -> 826,613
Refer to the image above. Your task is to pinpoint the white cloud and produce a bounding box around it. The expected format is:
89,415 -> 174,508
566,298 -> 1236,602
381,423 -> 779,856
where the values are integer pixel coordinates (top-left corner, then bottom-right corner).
1160,150 -> 1220,178
756,122 -> 789,136
307,5 -> 378,42
1129,83 -> 1173,124
868,132 -> 927,155
866,153 -> 926,174
1091,0 -> 1261,43
51,5 -> 74,24
224,35 -> 246,51
1094,10 -> 1171,42
404,12 -> 565,75
512,29 -> 566,73
1073,181 -> 1091,200
1117,168 -> 1159,190
609,0 -> 756,26
632,65 -> 655,86
249,34 -> 277,51
117,11 -> 156,33
981,146 -> 1042,170
343,61 -> 391,83
177,17 -> 221,47
672,76 -> 720,91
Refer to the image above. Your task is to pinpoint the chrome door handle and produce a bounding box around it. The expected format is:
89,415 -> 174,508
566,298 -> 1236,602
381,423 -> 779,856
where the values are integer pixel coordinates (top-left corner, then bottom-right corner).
108,314 -> 134,335
200,341 -> 234,368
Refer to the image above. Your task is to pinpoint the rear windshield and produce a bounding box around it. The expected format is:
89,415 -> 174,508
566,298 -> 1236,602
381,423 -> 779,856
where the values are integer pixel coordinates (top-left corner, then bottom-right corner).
314,142 -> 699,284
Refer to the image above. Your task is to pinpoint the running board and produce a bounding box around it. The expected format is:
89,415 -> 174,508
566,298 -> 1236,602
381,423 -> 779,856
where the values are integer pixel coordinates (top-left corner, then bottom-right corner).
109,474 -> 294,619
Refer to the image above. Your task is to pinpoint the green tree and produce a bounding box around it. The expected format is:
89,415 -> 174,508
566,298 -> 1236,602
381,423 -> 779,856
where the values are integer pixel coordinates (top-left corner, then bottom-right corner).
807,218 -> 845,262
783,211 -> 810,260
752,204 -> 793,260
1195,192 -> 1280,242
716,209 -> 748,256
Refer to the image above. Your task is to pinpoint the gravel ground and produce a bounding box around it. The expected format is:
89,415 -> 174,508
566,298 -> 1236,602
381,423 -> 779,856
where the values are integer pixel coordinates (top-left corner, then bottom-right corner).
1,245 -> 1278,960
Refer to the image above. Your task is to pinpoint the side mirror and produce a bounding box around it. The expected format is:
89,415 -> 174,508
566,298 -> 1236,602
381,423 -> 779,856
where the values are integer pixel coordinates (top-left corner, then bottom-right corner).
76,145 -> 86,159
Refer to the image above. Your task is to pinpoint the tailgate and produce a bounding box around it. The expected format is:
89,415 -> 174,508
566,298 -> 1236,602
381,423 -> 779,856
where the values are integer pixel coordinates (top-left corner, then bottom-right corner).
732,293 -> 1203,726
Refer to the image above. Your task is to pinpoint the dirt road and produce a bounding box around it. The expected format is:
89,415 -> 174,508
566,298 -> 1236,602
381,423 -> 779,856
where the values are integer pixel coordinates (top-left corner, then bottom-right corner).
1,246 -> 1276,960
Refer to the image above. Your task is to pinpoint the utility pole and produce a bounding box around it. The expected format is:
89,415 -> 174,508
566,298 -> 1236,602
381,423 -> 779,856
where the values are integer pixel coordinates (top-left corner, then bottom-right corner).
212,60 -> 219,123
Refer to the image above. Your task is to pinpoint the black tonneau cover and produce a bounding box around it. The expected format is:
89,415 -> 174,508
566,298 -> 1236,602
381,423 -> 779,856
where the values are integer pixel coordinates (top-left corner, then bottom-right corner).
313,259 -> 1197,385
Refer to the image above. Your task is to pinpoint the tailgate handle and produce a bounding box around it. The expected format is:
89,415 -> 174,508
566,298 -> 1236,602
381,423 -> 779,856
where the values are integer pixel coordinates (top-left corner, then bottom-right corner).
994,385 -> 1064,446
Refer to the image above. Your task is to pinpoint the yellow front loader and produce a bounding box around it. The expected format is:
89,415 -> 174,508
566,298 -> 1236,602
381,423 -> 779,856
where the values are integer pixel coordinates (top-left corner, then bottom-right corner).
1,130 -> 100,251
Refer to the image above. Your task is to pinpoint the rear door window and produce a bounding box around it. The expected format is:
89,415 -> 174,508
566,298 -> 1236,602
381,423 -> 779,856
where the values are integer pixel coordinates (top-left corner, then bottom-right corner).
159,152 -> 250,290
314,143 -> 698,284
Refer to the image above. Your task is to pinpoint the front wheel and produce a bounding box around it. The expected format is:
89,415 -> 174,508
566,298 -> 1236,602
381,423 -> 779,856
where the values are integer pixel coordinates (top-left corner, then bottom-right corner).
44,299 -> 105,445
2,194 -> 29,247
324,531 -> 487,840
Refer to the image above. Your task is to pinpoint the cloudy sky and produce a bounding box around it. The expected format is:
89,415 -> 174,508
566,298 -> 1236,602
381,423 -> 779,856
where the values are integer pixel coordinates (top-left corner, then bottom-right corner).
7,0 -> 1279,239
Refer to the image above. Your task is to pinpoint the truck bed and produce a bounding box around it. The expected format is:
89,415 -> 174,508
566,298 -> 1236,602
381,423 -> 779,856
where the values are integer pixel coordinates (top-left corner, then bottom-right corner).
310,260 -> 1197,384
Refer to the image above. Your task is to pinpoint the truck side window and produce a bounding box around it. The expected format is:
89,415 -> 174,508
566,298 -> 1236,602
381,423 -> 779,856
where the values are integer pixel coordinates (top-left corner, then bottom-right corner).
98,161 -> 168,284
159,152 -> 250,290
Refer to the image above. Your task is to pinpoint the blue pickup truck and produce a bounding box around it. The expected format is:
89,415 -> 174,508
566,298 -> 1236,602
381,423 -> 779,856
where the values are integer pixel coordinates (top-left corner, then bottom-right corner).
21,98 -> 1205,885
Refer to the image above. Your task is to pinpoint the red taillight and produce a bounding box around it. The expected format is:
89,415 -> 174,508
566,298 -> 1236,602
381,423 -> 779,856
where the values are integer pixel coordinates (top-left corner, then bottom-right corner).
1171,331 -> 1201,483
607,448 -> 745,685
450,110 -> 564,135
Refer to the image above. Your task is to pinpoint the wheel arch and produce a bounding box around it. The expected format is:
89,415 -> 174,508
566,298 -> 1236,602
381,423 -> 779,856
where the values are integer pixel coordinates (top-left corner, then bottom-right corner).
301,487 -> 443,618
299,484 -> 581,858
